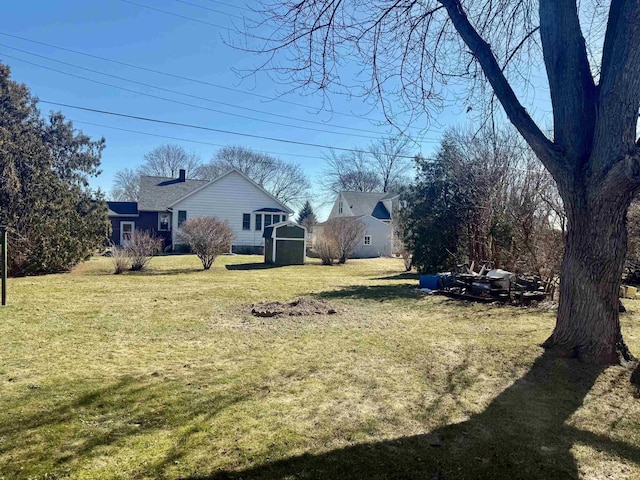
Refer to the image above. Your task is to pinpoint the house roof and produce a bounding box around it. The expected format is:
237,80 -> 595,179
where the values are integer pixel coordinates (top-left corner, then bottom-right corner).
138,176 -> 208,211
340,192 -> 387,216
371,202 -> 391,220
167,169 -> 294,214
107,201 -> 138,217
254,207 -> 288,213
340,191 -> 398,219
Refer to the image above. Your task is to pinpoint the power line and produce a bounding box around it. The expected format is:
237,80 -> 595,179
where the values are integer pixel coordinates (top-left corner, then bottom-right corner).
205,0 -> 256,13
171,0 -> 246,21
1,52 -> 389,141
0,32 -> 427,130
70,119 -> 332,161
39,100 -> 424,157
0,42 -> 407,137
119,0 -> 233,30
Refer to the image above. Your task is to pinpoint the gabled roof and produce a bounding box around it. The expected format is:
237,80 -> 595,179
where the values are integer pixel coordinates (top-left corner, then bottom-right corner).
107,201 -> 139,217
167,169 -> 294,214
339,191 -> 399,219
371,201 -> 391,220
138,176 -> 208,211
263,220 -> 306,239
340,191 -> 387,217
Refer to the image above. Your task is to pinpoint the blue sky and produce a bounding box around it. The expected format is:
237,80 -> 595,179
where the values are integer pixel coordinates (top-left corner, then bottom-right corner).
1,0 -> 552,216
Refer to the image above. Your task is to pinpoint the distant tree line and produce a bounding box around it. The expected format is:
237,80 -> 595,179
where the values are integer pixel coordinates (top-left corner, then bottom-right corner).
110,144 -> 310,207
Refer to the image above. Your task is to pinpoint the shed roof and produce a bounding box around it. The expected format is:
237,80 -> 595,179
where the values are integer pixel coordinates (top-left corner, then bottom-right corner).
263,220 -> 306,239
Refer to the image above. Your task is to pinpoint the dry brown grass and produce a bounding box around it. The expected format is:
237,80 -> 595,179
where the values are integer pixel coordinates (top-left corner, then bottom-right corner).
0,254 -> 638,479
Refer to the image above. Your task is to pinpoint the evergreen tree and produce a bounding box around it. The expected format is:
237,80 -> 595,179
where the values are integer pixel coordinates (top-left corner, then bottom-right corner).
296,200 -> 317,232
400,147 -> 472,274
0,63 -> 109,276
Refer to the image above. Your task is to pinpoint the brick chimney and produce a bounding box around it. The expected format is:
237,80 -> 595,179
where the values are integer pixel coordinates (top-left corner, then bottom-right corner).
178,169 -> 186,182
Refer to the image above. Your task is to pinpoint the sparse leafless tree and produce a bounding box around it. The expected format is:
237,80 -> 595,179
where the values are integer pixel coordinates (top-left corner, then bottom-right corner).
321,149 -> 382,196
369,136 -> 414,192
200,146 -> 310,207
142,144 -> 203,178
177,217 -> 234,270
110,144 -> 203,201
109,167 -> 141,201
249,0 -> 640,365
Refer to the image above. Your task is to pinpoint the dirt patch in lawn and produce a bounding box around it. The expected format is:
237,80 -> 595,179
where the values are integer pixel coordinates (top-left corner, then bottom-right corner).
250,297 -> 337,318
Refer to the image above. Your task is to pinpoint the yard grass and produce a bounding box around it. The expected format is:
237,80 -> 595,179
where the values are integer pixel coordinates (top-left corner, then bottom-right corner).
0,254 -> 639,479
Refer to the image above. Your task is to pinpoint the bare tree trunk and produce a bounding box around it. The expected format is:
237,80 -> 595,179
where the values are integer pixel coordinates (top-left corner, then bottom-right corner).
543,188 -> 635,364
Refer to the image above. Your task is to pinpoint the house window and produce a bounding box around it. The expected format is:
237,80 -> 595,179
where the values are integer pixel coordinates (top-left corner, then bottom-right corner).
273,214 -> 280,224
282,215 -> 287,222
158,212 -> 170,231
338,201 -> 343,214
264,214 -> 272,227
255,214 -> 262,231
364,235 -> 372,245
178,210 -> 187,227
242,213 -> 251,230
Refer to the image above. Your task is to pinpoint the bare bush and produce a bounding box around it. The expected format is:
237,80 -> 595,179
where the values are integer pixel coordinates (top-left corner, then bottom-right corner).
323,217 -> 366,264
110,245 -> 130,274
126,230 -> 162,271
314,236 -> 339,265
177,217 -> 234,270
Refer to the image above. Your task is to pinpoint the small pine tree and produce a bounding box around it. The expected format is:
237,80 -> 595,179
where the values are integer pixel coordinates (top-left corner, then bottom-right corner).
296,200 -> 317,232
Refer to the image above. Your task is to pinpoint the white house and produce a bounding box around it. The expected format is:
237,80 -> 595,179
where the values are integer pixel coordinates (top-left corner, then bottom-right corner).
107,168 -> 293,253
311,190 -> 401,258
314,214 -> 393,258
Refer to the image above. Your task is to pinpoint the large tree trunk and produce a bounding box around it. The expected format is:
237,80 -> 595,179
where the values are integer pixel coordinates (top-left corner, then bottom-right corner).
543,187 -> 635,364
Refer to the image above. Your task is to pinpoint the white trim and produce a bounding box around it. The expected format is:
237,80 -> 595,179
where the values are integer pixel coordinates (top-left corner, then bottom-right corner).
158,212 -> 171,231
167,169 -> 294,214
120,221 -> 135,246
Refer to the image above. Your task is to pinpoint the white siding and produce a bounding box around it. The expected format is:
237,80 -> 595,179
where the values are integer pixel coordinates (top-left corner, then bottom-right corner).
353,216 -> 392,258
311,216 -> 392,258
328,193 -> 349,219
171,171 -> 290,247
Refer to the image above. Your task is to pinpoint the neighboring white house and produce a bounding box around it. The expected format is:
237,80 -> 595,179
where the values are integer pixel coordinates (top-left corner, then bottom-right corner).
314,214 -> 393,258
312,190 -> 401,258
168,169 -> 294,253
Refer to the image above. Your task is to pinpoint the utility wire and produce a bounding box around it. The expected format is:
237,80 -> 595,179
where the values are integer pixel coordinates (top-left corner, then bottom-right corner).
70,119 -> 332,161
171,0 -> 246,21
39,100 -> 422,157
119,0 -> 232,30
1,52 -> 390,141
0,43 -> 409,137
0,32 -> 428,130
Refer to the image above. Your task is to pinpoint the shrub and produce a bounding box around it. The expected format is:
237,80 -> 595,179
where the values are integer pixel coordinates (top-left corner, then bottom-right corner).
177,217 -> 234,270
110,245 -> 130,274
314,236 -> 338,265
323,217 -> 366,264
126,230 -> 162,271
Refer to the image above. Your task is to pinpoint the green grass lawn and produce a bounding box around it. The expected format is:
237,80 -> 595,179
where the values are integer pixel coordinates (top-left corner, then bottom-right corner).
0,254 -> 639,479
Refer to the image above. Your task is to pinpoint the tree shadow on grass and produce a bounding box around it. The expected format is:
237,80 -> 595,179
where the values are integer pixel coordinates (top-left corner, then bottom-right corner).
225,263 -> 283,271
195,352 -> 640,480
0,376 -> 251,479
318,284 -> 419,301
374,272 -> 420,281
133,267 -> 206,276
